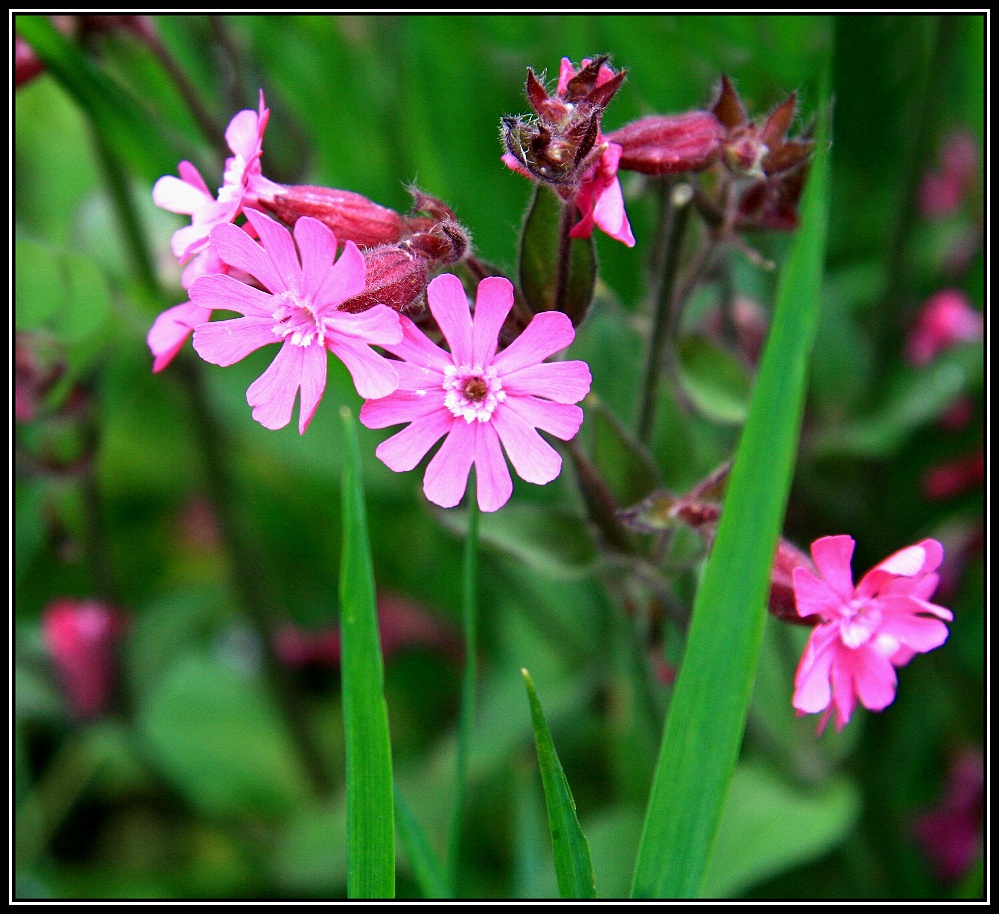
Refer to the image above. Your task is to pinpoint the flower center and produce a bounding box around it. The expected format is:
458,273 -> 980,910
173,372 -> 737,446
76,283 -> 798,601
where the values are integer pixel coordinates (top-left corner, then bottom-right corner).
218,154 -> 250,203
443,365 -> 505,422
839,597 -> 883,650
271,291 -> 326,347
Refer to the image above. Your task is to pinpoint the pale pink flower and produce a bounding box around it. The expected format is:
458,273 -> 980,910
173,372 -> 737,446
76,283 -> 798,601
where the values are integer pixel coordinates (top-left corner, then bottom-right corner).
149,91 -> 283,370
792,535 -> 952,733
360,274 -> 591,512
191,209 -> 402,434
42,598 -> 128,720
905,289 -> 983,366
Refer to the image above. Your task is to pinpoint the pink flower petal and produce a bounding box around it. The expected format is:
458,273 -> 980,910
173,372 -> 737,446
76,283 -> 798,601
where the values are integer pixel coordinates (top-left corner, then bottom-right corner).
423,419 -> 476,508
244,209 -> 302,292
471,277 -> 514,367
153,173 -> 213,215
385,315 -> 452,373
194,315 -> 278,367
294,217 -> 338,299
792,566 -> 847,621
492,405 -> 562,485
148,301 -> 212,372
225,108 -> 263,161
793,627 -> 836,713
360,388 -> 447,429
325,303 -> 402,347
246,341 -> 307,430
473,421 -> 514,512
492,311 -> 576,375
849,646 -> 898,712
210,221 -> 286,293
810,535 -> 857,603
190,272 -> 274,317
427,274 -> 474,367
375,409 -> 454,472
875,608 -> 951,654
327,336 -> 399,399
296,342 -> 328,434
314,240 -> 367,309
505,396 -> 584,440
502,360 -> 591,404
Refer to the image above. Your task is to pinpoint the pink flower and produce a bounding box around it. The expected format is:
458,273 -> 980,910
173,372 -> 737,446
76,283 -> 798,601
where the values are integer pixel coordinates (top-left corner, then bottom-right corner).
905,289 -> 983,366
919,129 -> 979,219
149,91 -> 283,371
42,598 -> 127,720
191,209 -> 402,433
360,274 -> 591,512
569,141 -> 635,246
792,535 -> 952,733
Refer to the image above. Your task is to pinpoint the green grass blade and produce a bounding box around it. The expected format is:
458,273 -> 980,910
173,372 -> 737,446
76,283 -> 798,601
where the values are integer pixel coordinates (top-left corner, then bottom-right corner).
522,669 -> 597,899
630,68 -> 832,899
340,407 -> 395,899
394,786 -> 450,899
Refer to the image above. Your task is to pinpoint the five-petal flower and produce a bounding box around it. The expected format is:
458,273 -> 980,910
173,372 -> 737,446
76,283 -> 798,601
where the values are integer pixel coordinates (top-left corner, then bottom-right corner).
360,274 -> 591,512
792,535 -> 952,732
191,209 -> 402,433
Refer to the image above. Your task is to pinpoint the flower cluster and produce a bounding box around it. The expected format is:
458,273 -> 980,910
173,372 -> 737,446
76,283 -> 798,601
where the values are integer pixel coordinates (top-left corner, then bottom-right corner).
792,535 -> 952,732
502,57 -> 634,246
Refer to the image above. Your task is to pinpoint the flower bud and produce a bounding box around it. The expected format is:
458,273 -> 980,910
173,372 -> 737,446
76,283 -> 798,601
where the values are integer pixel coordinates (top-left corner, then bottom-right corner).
259,185 -> 408,248
339,244 -> 429,314
609,111 -> 724,175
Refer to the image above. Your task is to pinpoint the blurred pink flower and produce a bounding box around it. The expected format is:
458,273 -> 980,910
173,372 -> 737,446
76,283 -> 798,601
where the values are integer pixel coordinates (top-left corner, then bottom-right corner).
922,450 -> 984,501
905,289 -> 983,366
919,129 -> 979,219
43,598 -> 127,720
360,274 -> 591,512
792,536 -> 952,733
191,210 -> 402,433
913,749 -> 984,881
149,91 -> 284,371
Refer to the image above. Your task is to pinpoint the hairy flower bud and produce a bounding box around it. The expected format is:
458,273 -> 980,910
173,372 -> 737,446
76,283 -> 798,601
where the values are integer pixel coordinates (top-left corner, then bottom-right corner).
609,111 -> 724,175
259,185 -> 408,248
339,244 -> 429,314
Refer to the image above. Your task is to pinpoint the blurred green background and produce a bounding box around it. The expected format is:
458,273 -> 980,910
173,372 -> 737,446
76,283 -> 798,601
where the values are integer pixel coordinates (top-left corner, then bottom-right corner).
15,14 -> 984,899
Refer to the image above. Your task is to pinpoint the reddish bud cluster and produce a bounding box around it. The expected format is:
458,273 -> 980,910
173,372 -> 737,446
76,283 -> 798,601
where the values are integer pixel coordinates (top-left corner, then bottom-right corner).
608,111 -> 724,176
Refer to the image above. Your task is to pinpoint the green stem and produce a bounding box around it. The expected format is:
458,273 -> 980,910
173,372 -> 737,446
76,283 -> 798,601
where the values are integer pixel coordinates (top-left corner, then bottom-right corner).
637,181 -> 692,445
448,479 -> 480,896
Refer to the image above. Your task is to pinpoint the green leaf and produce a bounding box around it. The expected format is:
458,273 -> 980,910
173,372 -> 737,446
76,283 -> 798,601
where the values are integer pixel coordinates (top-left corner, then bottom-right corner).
588,393 -> 661,508
15,237 -> 112,344
395,786 -> 450,899
519,184 -> 596,324
522,669 -> 596,899
630,59 -> 832,899
139,654 -> 309,818
340,407 -> 395,899
15,15 -> 191,182
677,335 -> 753,426
702,761 -> 860,897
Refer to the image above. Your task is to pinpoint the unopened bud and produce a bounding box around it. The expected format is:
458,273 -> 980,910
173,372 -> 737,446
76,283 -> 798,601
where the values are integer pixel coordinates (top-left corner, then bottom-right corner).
260,186 -> 407,248
609,111 -> 724,175
768,539 -> 820,625
404,219 -> 469,265
339,245 -> 429,314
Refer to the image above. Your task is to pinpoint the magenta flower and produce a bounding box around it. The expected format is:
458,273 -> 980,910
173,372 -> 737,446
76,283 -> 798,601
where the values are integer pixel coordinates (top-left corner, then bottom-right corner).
191,209 -> 402,433
360,274 -> 591,512
43,598 -> 127,720
905,289 -> 983,367
149,91 -> 283,371
792,535 -> 952,733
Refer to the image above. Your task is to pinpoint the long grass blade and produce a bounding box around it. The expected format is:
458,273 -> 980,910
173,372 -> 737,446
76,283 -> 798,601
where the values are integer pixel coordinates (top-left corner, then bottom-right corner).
630,64 -> 832,899
522,669 -> 597,899
340,407 -> 395,899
